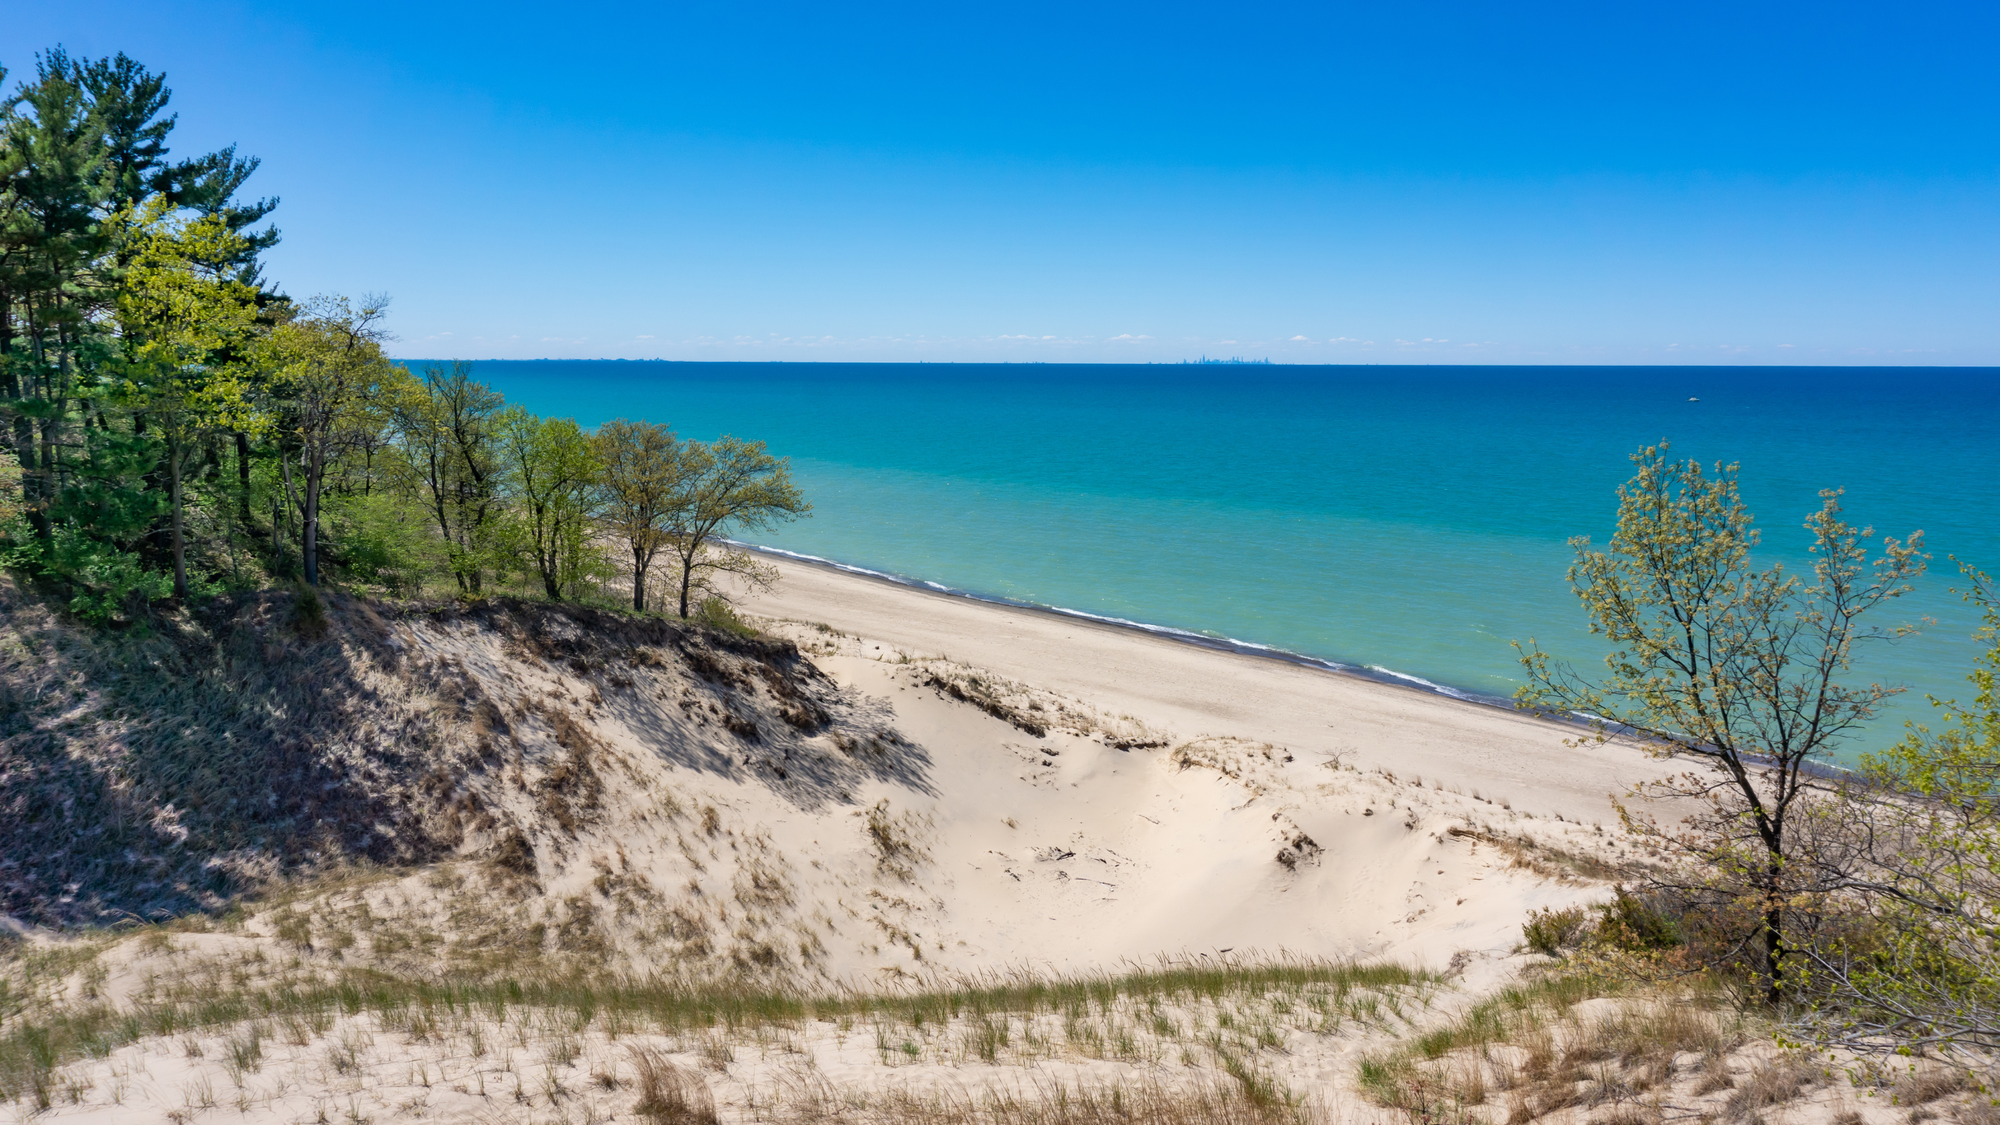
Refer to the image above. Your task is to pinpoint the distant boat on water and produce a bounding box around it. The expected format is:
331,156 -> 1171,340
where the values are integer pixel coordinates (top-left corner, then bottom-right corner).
1183,355 -> 1273,365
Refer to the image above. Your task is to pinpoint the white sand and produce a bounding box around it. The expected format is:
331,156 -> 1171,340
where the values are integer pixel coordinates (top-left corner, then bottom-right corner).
742,554 -> 1660,825
9,561 -> 1691,1122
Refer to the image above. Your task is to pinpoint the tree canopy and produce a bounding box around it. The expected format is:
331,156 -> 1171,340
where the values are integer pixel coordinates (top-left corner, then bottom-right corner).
0,47 -> 805,624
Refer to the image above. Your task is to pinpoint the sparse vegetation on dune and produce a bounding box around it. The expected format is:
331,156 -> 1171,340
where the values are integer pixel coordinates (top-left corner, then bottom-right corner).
0,940 -> 1427,1119
0,579 -> 889,933
1358,960 -> 2000,1125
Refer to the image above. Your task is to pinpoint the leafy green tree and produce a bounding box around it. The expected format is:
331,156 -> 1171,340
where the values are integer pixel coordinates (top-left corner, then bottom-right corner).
0,56 -> 111,538
661,435 -> 809,619
592,418 -> 686,612
0,46 -> 279,593
1515,444 -> 1925,1003
500,406 -> 603,598
114,201 -> 265,596
386,360 -> 506,594
64,50 -> 172,212
264,297 -> 394,586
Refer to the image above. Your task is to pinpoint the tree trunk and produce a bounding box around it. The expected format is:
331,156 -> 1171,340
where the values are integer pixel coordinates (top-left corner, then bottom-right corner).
277,455 -> 296,574
302,457 -> 321,587
235,432 -> 253,526
679,552 -> 695,618
1764,854 -> 1786,1005
168,435 -> 188,599
20,326 -> 51,540
12,415 -> 42,538
37,414 -> 59,541
632,546 -> 647,611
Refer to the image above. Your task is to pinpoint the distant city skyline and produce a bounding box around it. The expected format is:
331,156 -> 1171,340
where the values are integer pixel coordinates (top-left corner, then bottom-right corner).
12,0 -> 1998,364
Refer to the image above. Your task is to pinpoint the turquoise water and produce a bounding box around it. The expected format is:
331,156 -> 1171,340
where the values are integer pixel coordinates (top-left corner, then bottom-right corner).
464,360 -> 1999,748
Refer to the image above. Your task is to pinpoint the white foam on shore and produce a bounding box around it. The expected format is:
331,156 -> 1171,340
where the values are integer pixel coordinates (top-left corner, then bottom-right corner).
1365,664 -> 1479,702
730,542 -> 910,585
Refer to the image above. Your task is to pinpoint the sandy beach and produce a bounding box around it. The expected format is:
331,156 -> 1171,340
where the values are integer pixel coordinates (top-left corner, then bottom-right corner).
741,553 -> 1661,826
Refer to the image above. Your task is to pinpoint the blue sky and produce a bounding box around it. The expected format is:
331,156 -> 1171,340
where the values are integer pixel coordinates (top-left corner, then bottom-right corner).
10,1 -> 1998,363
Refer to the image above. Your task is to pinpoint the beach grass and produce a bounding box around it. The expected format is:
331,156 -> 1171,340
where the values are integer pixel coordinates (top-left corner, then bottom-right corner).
0,946 -> 1434,1108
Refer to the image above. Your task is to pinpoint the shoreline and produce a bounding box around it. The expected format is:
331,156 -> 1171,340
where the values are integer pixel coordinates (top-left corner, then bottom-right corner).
734,542 -> 1664,824
733,541 -> 1852,782
729,538 -> 1521,713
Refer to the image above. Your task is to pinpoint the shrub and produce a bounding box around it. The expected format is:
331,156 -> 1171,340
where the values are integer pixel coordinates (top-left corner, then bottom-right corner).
1523,907 -> 1591,958
695,596 -> 758,638
1594,889 -> 1682,952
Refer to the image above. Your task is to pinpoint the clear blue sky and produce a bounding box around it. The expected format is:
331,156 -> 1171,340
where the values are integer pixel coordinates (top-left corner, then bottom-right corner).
11,1 -> 1998,363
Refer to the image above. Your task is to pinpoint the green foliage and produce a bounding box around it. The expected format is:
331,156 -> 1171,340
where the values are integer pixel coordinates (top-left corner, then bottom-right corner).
1785,562 -> 2000,1052
1522,893 -> 1681,960
660,434 -> 810,619
318,489 -> 437,594
1516,444 -> 1923,1002
383,361 -> 509,594
1593,888 -> 1683,952
1522,906 -> 1590,958
0,47 -> 802,627
593,418 -> 686,612
501,407 -> 607,599
45,426 -> 167,545
696,596 -> 759,638
30,526 -> 175,624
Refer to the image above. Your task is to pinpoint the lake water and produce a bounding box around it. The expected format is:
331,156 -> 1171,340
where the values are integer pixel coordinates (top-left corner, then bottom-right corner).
460,360 -> 2000,753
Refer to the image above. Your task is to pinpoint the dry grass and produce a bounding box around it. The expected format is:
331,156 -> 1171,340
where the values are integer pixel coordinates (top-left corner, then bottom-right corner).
0,948 -> 1433,1109
773,1079 -> 1336,1123
1724,1056 -> 1811,1118
0,580 -> 916,988
1898,1067 -> 1971,1106
1359,972 -> 1762,1125
632,1044 -> 720,1124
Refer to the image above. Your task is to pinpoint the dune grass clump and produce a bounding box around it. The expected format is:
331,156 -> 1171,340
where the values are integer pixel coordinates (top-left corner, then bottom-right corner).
631,1044 -> 720,1124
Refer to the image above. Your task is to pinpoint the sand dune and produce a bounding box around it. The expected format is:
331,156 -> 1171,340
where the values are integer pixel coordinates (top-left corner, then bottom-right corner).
2,569 -> 1681,1122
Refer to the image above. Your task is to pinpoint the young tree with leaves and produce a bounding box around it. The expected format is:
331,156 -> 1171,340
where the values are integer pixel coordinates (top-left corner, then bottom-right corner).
385,360 -> 506,594
1515,444 -> 1925,1003
500,406 -> 603,598
114,202 -> 265,596
661,435 -> 809,619
264,297 -> 394,586
592,419 -> 687,612
1777,562 -> 2000,1051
